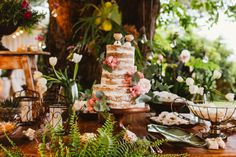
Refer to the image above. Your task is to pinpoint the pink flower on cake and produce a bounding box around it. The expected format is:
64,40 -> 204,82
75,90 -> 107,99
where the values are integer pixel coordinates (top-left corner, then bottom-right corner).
103,56 -> 120,70
130,85 -> 141,98
137,78 -> 151,94
127,69 -> 135,76
123,75 -> 132,86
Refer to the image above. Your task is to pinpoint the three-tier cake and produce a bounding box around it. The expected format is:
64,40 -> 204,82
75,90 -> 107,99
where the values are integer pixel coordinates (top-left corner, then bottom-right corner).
93,33 -> 150,109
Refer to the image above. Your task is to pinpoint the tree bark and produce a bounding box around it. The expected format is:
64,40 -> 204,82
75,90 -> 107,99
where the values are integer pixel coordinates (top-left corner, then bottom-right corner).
118,0 -> 160,41
46,0 -> 160,89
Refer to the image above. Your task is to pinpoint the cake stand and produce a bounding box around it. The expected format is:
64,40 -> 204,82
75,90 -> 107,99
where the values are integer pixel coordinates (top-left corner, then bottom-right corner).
109,104 -> 150,128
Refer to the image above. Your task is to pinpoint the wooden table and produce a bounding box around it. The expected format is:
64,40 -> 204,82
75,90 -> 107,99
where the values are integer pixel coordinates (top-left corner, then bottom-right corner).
0,51 -> 50,119
0,51 -> 50,90
16,113 -> 236,156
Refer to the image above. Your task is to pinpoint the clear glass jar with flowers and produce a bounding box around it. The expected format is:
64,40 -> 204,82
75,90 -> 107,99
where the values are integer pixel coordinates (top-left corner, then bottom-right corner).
44,46 -> 83,106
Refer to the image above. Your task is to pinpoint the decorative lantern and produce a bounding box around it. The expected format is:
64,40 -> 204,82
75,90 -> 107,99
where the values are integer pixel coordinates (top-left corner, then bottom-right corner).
42,88 -> 68,128
14,86 -> 40,125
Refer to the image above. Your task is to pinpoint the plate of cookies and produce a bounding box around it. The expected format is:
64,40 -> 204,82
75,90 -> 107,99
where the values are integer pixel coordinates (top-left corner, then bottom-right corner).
150,111 -> 197,127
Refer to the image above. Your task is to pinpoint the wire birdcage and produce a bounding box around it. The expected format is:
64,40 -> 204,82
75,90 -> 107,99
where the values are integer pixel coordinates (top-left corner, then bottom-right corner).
13,86 -> 40,125
42,88 -> 68,128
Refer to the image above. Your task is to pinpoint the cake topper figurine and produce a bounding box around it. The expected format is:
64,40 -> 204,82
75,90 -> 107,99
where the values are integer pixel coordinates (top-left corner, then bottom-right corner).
113,33 -> 123,45
123,34 -> 134,47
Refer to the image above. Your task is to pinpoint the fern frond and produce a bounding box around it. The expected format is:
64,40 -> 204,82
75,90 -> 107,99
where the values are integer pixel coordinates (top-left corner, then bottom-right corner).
68,112 -> 81,156
38,133 -> 47,157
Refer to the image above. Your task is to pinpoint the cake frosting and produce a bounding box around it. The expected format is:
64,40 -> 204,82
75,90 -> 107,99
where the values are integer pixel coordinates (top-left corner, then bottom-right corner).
92,34 -> 151,109
92,34 -> 138,108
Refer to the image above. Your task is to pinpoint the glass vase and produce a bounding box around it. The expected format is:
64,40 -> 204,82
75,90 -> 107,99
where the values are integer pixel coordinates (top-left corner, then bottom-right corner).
60,81 -> 79,106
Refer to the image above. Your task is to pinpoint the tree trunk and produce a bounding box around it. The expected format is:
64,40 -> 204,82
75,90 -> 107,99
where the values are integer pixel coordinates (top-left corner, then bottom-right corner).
46,0 -> 160,89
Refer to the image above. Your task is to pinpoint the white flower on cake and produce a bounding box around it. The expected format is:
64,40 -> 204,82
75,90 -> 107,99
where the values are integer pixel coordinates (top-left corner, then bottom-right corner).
103,56 -> 120,70
225,93 -> 235,102
72,53 -> 82,63
138,78 -> 151,94
49,57 -> 57,67
130,85 -> 141,98
179,49 -> 191,63
186,77 -> 194,86
33,71 -> 43,80
212,70 -> 222,79
189,85 -> 199,94
176,76 -> 184,82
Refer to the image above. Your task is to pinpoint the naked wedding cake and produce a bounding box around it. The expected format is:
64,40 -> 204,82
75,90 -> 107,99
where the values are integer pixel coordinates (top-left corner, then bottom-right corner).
93,33 -> 151,109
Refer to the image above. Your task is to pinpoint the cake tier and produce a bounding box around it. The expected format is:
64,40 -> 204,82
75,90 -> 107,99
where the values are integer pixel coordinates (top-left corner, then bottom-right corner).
93,84 -> 129,94
93,84 -> 134,104
91,44 -> 138,108
101,72 -> 129,86
103,66 -> 137,76
110,58 -> 134,67
106,45 -> 134,60
106,45 -> 135,54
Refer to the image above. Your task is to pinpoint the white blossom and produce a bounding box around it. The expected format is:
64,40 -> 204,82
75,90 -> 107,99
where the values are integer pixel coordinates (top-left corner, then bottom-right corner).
72,53 -> 83,63
23,128 -> 36,141
38,85 -> 47,95
36,77 -> 47,87
137,78 -> 151,94
212,70 -> 222,79
189,85 -> 199,94
179,49 -> 191,63
33,71 -> 43,80
225,93 -> 235,102
198,87 -> 204,96
72,100 -> 86,111
123,129 -> 137,143
189,66 -> 194,72
157,54 -> 164,64
186,77 -> 194,86
176,76 -> 184,82
49,57 -> 57,67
